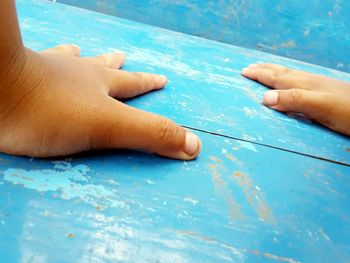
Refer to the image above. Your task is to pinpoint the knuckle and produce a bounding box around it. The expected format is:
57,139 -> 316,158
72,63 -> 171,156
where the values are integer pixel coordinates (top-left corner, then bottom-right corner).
268,72 -> 278,85
291,89 -> 302,107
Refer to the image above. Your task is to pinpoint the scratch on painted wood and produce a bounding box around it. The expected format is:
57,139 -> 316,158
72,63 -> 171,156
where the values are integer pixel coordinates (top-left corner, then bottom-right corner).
231,171 -> 275,223
178,230 -> 300,263
208,156 -> 243,220
257,40 -> 296,51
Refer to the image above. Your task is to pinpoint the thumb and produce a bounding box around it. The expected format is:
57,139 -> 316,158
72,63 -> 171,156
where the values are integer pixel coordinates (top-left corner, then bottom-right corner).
262,89 -> 334,125
90,99 -> 202,160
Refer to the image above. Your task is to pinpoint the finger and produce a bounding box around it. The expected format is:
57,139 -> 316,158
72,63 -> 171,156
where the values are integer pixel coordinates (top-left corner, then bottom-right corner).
248,63 -> 289,73
242,66 -> 311,90
41,44 -> 81,56
242,66 -> 278,87
84,52 -> 125,69
247,63 -> 316,80
262,89 -> 335,126
90,99 -> 202,160
105,70 -> 168,99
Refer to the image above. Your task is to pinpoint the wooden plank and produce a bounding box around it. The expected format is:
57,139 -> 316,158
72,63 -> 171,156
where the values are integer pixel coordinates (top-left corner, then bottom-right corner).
0,130 -> 349,262
56,0 -> 350,73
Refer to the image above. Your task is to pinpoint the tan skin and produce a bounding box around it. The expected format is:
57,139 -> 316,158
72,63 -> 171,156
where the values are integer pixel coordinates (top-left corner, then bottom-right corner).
0,0 -> 202,160
242,64 -> 350,136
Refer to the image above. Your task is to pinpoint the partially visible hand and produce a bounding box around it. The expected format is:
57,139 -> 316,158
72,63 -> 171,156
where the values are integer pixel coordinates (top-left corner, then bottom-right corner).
0,44 -> 201,159
242,63 -> 350,136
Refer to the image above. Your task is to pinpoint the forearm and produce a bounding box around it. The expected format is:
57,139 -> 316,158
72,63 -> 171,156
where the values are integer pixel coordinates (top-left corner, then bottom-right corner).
0,0 -> 26,78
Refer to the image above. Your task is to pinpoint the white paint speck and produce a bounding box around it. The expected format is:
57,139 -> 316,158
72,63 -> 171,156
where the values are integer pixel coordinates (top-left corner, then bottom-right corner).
183,197 -> 199,206
237,141 -> 258,152
147,179 -> 156,185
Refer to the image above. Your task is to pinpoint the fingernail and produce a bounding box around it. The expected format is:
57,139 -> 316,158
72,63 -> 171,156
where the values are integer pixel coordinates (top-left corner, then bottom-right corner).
263,91 -> 279,106
70,44 -> 80,49
114,50 -> 125,54
249,64 -> 258,68
242,67 -> 250,74
184,132 -> 200,156
158,75 -> 168,85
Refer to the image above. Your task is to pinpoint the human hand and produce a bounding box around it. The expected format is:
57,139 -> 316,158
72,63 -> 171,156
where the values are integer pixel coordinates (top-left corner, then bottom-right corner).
242,63 -> 350,136
0,44 -> 202,159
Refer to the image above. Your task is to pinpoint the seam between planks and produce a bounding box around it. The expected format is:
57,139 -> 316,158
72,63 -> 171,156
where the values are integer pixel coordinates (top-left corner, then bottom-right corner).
183,125 -> 350,167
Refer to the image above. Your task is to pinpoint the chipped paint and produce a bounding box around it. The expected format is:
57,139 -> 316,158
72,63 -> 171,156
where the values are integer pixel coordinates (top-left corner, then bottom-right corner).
183,197 -> 199,206
237,141 -> 258,152
208,156 -> 243,220
3,161 -> 126,209
231,171 -> 275,223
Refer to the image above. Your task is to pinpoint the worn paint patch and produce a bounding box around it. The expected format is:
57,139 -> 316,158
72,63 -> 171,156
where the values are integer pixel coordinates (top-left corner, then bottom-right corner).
318,228 -> 330,241
179,230 -> 300,263
237,141 -> 258,152
3,161 -> 126,209
243,106 -> 257,118
257,40 -> 296,51
231,171 -> 275,223
250,249 -> 300,263
208,156 -> 243,220
225,153 -> 244,168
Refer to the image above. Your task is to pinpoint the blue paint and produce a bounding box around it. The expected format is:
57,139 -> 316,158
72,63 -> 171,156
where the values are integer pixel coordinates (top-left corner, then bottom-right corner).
52,0 -> 350,73
1,1 -> 349,262
1,130 -> 349,262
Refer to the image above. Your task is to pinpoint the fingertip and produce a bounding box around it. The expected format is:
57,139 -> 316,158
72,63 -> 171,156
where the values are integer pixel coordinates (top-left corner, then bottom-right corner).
184,132 -> 202,158
68,44 -> 81,56
263,90 -> 279,106
156,130 -> 202,161
160,75 -> 168,86
70,43 -> 80,49
113,51 -> 126,68
241,67 -> 250,74
241,67 -> 255,78
248,63 -> 259,68
154,75 -> 168,89
114,50 -> 125,57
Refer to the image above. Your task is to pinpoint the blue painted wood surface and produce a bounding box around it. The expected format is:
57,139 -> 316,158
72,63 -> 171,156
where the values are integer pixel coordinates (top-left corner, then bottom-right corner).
0,1 -> 349,262
53,0 -> 350,73
19,0 -> 350,164
1,131 -> 350,263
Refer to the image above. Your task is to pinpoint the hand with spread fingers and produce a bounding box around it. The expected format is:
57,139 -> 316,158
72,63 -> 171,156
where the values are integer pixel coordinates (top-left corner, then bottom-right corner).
0,45 -> 202,159
0,0 -> 201,160
242,63 -> 350,136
